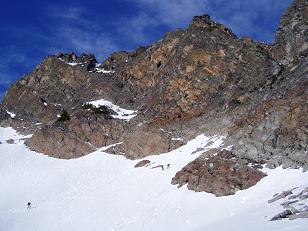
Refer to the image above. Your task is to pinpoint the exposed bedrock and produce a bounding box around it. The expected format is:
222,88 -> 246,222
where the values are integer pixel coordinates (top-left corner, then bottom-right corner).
171,150 -> 266,196
0,0 -> 307,195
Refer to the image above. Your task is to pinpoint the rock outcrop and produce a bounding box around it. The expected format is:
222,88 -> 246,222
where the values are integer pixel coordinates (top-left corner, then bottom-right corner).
228,0 -> 308,170
171,150 -> 266,196
0,0 -> 307,195
134,160 -> 151,168
272,0 -> 308,65
268,186 -> 308,220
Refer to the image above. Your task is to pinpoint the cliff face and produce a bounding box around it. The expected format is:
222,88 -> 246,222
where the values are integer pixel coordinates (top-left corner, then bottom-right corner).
1,0 -> 307,195
229,0 -> 308,169
273,0 -> 308,65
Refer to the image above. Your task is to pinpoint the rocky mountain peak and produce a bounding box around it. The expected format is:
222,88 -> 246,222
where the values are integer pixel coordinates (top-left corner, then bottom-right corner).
0,0 -> 307,196
189,14 -> 212,28
188,14 -> 236,38
56,52 -> 98,71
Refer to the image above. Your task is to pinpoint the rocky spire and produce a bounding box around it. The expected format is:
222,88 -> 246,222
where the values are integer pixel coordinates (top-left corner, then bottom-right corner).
56,52 -> 98,71
189,14 -> 214,28
188,14 -> 236,38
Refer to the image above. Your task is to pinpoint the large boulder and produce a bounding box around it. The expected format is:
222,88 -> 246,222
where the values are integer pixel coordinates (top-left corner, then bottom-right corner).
171,150 -> 266,196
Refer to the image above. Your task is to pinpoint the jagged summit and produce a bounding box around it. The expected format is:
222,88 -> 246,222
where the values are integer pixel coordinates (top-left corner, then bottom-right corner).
55,52 -> 98,71
189,14 -> 213,28
188,14 -> 237,38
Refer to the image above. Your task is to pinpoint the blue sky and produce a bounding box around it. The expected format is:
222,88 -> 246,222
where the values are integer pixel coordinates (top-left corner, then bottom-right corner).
0,0 -> 292,99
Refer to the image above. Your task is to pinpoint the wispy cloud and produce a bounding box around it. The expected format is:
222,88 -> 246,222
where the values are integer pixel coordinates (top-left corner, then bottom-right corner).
57,27 -> 119,59
131,0 -> 209,27
48,6 -> 84,20
0,0 -> 292,100
44,5 -> 120,61
129,0 -> 292,42
0,47 -> 34,85
25,0 -> 293,63
203,0 -> 292,42
114,13 -> 160,46
116,0 -> 208,46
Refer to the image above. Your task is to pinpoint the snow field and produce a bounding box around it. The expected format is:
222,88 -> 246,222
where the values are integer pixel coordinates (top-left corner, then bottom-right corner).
0,127 -> 307,231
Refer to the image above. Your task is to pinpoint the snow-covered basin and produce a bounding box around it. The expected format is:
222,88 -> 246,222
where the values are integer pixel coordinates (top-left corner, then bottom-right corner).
87,99 -> 137,121
0,127 -> 307,231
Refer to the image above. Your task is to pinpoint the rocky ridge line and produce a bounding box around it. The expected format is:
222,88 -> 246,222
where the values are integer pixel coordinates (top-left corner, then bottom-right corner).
0,0 -> 307,196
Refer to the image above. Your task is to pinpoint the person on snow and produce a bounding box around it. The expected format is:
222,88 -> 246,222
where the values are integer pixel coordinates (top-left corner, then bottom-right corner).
27,202 -> 32,209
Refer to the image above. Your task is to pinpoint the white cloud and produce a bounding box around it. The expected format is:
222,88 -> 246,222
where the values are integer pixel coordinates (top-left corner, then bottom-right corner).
58,26 -> 119,60
0,47 -> 33,85
109,0 -> 210,47
131,0 -> 209,27
130,0 -> 292,42
44,0 -> 292,62
0,0 -> 293,98
45,6 -> 119,61
0,48 -> 27,69
115,13 -> 158,45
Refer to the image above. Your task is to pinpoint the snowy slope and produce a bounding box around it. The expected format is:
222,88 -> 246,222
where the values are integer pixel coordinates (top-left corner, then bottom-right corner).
0,127 -> 307,231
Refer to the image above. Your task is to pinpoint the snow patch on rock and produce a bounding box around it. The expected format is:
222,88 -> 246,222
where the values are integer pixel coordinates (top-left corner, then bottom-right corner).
88,99 -> 137,121
94,67 -> 115,74
6,111 -> 16,118
58,58 -> 83,66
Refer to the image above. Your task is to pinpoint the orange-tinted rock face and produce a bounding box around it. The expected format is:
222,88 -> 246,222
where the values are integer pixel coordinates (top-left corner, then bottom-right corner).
1,0 -> 307,176
113,19 -> 274,124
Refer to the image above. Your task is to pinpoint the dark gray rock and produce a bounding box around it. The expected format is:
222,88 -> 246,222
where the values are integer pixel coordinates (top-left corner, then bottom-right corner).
270,210 -> 293,221
288,211 -> 308,220
272,0 -> 308,65
268,190 -> 294,203
5,139 -> 14,144
56,52 -> 98,71
134,160 -> 151,168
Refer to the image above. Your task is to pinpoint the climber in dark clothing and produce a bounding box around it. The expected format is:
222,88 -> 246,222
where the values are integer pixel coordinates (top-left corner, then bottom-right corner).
27,202 -> 31,209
